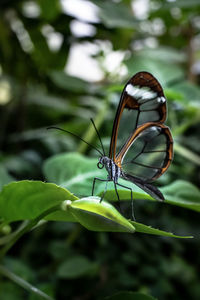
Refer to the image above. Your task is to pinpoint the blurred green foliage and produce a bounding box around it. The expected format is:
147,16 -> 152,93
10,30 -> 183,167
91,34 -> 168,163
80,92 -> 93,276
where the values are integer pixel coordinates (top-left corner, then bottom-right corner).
0,0 -> 200,299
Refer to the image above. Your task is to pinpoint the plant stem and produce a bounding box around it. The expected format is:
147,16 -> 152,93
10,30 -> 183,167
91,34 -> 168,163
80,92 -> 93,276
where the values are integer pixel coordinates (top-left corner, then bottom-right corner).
0,264 -> 54,300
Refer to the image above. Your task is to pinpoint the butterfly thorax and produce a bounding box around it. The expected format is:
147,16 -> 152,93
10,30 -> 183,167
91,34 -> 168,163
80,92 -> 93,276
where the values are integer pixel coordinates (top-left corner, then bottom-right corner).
98,156 -> 121,183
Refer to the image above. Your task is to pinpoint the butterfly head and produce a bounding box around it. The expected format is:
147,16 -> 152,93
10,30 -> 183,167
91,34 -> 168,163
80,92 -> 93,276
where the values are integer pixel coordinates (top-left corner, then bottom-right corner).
97,156 -> 110,170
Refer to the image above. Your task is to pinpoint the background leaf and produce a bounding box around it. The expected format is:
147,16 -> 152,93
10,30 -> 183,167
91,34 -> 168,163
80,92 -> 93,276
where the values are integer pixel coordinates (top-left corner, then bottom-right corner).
43,152 -> 106,196
125,50 -> 184,86
93,1 -> 138,28
49,71 -> 90,93
57,255 -> 98,279
0,165 -> 14,191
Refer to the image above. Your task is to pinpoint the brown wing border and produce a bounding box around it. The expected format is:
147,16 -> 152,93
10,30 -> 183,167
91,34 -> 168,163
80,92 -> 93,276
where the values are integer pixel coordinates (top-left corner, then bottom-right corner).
109,71 -> 167,160
115,122 -> 173,181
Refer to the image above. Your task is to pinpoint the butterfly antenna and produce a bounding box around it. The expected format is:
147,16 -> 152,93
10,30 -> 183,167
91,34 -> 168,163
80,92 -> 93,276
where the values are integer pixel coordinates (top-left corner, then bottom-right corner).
90,118 -> 106,156
47,126 -> 103,156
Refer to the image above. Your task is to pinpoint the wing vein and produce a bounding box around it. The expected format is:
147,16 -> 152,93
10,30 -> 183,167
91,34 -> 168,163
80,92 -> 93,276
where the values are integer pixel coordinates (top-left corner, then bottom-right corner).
122,160 -> 162,170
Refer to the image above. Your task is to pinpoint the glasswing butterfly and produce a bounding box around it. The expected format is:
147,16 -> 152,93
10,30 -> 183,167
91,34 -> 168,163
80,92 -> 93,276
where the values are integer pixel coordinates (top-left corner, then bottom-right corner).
48,71 -> 173,217
92,71 -> 173,215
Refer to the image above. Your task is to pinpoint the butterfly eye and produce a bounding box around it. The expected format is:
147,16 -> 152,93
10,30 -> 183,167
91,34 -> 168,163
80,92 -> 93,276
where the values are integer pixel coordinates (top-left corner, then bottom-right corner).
97,162 -> 104,169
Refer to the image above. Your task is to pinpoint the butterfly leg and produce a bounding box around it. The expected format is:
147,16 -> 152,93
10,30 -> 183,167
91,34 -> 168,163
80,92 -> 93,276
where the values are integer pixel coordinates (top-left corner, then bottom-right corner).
114,182 -> 122,214
100,179 -> 110,202
116,183 -> 135,221
92,177 -> 110,199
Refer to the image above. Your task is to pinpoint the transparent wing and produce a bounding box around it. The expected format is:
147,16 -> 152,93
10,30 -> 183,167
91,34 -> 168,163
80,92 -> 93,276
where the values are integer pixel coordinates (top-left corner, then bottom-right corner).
115,123 -> 173,182
109,72 -> 167,160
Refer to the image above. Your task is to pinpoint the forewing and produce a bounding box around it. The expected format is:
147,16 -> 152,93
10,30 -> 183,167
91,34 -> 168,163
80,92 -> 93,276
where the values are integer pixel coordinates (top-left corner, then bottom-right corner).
115,123 -> 173,182
109,72 -> 167,160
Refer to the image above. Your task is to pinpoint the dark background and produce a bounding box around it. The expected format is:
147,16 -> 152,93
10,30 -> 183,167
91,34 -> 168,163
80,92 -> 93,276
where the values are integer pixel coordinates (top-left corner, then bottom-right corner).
0,0 -> 200,299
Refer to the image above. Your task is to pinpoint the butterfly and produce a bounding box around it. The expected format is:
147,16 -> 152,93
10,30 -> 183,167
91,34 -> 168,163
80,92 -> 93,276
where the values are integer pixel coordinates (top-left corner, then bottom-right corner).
91,71 -> 173,214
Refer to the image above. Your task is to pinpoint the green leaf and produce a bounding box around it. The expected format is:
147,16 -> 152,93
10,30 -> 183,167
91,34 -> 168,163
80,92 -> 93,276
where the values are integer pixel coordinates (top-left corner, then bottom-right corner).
4,257 -> 34,282
99,178 -> 200,213
174,143 -> 200,167
0,181 -> 77,222
37,0 -> 61,21
43,153 -> 200,214
0,165 -> 14,191
0,181 -> 192,236
131,221 -> 192,239
172,80 -> 200,102
66,197 -> 191,237
43,152 -> 105,196
136,47 -> 186,64
161,180 -> 200,212
0,281 -> 24,300
49,71 -> 89,93
27,89 -> 69,112
93,1 -> 138,28
57,255 -> 97,279
98,180 -> 153,202
163,0 -> 200,8
105,291 -> 157,300
43,153 -> 148,198
68,197 -> 135,233
125,49 -> 184,86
